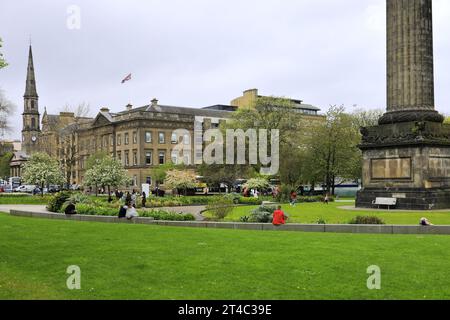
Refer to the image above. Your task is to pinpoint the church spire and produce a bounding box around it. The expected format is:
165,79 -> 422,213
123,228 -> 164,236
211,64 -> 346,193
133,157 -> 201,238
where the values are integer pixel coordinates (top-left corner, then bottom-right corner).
24,45 -> 38,98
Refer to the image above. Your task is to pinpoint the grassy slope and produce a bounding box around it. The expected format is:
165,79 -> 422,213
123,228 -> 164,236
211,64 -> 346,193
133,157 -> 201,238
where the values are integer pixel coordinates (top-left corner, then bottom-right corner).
1,213 -> 450,300
205,202 -> 450,225
0,196 -> 51,205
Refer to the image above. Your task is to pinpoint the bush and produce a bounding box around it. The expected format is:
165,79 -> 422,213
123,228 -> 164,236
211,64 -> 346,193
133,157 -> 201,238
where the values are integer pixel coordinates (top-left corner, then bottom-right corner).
206,198 -> 234,220
47,191 -> 72,212
317,217 -> 327,225
140,210 -> 195,221
349,216 -> 385,225
250,205 -> 276,223
238,197 -> 263,206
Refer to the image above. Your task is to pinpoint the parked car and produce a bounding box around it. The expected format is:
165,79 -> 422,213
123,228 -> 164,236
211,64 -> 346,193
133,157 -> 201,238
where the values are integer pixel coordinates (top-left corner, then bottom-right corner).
2,184 -> 13,193
48,185 -> 61,193
14,185 -> 37,193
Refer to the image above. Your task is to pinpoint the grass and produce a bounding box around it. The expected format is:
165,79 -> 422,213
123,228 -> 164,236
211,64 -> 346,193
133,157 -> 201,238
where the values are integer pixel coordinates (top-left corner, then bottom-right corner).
1,212 -> 450,300
204,202 -> 450,225
0,195 -> 52,205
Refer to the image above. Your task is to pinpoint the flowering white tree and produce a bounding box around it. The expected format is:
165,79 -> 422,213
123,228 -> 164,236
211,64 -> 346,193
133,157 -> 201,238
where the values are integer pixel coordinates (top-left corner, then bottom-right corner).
83,155 -> 129,196
164,169 -> 197,196
22,152 -> 65,196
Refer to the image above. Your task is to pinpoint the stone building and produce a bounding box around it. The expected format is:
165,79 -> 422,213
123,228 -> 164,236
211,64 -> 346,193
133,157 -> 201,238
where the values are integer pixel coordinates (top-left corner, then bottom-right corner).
13,45 -> 323,190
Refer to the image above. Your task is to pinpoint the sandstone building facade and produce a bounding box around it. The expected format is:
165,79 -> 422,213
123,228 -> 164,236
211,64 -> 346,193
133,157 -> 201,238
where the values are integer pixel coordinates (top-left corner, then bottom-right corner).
12,45 -> 323,190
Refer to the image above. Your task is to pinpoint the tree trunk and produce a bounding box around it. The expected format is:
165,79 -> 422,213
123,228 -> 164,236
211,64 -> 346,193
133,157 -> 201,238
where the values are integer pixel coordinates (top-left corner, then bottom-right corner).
41,182 -> 44,197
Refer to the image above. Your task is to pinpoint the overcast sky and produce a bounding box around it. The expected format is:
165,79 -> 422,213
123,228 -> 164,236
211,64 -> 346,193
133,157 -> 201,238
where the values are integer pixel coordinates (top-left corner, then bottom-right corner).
1,0 -> 450,139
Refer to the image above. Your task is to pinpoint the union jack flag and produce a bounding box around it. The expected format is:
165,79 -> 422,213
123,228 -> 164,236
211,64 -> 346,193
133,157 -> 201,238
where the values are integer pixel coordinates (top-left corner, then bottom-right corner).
121,73 -> 132,84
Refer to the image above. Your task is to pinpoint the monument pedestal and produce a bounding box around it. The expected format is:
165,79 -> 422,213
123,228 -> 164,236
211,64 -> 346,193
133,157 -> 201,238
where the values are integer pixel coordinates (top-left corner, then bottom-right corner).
356,120 -> 450,210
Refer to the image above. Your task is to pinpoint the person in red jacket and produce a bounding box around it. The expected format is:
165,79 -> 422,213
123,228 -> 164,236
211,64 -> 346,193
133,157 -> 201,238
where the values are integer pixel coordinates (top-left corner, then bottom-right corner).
272,206 -> 287,226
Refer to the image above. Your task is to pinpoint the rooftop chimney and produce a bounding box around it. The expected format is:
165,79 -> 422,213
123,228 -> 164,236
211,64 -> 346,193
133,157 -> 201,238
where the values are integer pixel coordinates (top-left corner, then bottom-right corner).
151,98 -> 158,107
100,107 -> 110,113
126,103 -> 133,111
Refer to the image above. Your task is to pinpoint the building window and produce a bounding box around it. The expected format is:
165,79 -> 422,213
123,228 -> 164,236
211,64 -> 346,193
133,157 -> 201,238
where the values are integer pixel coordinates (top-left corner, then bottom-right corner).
133,132 -> 138,144
125,133 -> 129,145
183,154 -> 191,165
145,151 -> 153,165
145,131 -> 152,143
171,133 -> 177,144
31,100 -> 35,109
31,118 -> 36,129
133,150 -> 138,166
103,136 -> 108,147
110,135 -> 114,146
159,132 -> 165,144
125,151 -> 129,166
171,151 -> 178,164
159,151 -> 165,165
117,134 -> 122,146
117,151 -> 122,163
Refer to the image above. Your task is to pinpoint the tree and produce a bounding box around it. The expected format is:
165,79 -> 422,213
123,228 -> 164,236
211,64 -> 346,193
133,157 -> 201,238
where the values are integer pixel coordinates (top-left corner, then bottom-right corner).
22,153 -> 65,196
225,96 -> 311,186
83,154 -> 129,197
303,105 -> 361,195
351,108 -> 384,128
244,178 -> 270,191
198,163 -> 256,193
164,169 -> 197,196
0,152 -> 13,179
0,38 -> 7,69
150,161 -> 175,188
0,89 -> 16,139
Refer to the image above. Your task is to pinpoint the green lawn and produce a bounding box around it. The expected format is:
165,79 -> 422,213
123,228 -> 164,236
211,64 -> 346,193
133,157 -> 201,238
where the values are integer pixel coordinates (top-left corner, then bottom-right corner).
1,212 -> 450,300
0,195 -> 51,205
204,202 -> 450,225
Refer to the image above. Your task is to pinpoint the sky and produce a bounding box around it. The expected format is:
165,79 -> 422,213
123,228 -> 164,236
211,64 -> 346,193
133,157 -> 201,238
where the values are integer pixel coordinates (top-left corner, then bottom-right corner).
1,0 -> 450,140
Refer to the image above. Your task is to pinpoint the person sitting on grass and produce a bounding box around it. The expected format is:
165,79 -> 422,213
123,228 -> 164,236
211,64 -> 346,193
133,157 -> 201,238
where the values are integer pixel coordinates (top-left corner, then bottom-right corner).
118,201 -> 130,219
64,203 -> 77,215
126,204 -> 139,220
290,191 -> 298,207
272,206 -> 287,226
420,217 -> 434,226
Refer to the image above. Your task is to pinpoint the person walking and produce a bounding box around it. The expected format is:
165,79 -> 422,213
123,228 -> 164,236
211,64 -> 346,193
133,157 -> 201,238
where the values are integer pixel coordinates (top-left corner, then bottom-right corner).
142,191 -> 147,208
290,191 -> 298,207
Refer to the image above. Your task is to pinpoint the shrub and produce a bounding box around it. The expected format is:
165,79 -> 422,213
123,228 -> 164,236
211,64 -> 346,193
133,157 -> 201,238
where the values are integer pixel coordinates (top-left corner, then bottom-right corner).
206,198 -> 234,220
250,205 -> 276,223
140,210 -> 195,221
240,216 -> 250,223
317,217 -> 327,225
238,197 -> 263,205
47,191 -> 72,212
349,216 -> 385,225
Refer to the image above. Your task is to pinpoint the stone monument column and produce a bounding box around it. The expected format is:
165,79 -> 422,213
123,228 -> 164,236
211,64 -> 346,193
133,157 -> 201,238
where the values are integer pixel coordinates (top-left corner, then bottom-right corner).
356,0 -> 450,210
380,0 -> 443,124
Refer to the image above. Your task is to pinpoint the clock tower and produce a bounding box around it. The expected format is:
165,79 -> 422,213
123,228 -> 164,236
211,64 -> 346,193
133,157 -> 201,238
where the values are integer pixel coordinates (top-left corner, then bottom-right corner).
22,45 -> 40,155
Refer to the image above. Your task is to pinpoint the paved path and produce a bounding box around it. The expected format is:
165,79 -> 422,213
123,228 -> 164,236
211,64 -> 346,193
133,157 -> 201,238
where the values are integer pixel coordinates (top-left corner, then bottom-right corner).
0,204 -> 49,213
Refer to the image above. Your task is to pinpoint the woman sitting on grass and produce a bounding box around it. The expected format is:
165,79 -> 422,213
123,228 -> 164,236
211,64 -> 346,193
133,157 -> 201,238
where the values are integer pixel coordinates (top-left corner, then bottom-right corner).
420,217 -> 434,226
126,204 -> 139,220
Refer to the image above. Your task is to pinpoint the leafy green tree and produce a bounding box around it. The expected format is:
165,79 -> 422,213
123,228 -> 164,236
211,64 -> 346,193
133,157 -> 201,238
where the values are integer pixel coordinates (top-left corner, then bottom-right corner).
22,153 -> 65,196
149,161 -> 175,189
0,38 -> 7,69
225,96 -> 312,186
303,105 -> 361,195
0,152 -> 13,179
